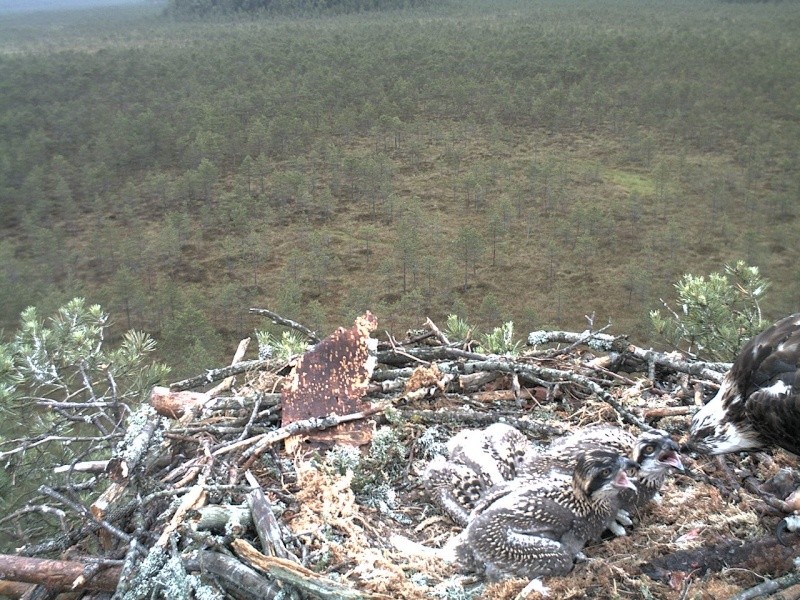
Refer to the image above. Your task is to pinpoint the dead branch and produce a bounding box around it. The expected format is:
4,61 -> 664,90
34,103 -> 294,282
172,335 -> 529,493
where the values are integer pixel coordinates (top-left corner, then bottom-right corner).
192,392 -> 281,415
249,307 -> 322,343
462,358 -> 653,431
470,388 -> 544,403
458,371 -> 502,393
169,359 -> 271,392
183,551 -> 284,600
231,539 -> 392,600
156,484 -> 207,548
237,401 -> 390,469
244,472 -> 295,561
424,317 -> 451,346
624,345 -> 728,382
642,405 -> 693,420
17,500 -> 138,558
526,329 -> 626,352
730,571 -> 800,600
403,407 -> 565,439
38,486 -> 131,546
0,555 -> 121,592
53,461 -> 109,474
207,337 -> 251,396
189,504 -> 252,532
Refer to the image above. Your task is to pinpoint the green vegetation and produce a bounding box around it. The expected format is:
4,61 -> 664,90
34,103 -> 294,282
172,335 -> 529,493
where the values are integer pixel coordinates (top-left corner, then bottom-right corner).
650,261 -> 769,361
0,299 -> 167,548
1,0 -> 799,377
165,0 -> 433,17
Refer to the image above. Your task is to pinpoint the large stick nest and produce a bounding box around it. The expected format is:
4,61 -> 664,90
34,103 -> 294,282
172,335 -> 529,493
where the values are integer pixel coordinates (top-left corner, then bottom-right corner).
4,314 -> 800,600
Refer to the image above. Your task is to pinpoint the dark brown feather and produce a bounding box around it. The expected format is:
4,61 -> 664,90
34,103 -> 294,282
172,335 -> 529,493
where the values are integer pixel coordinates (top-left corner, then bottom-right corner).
689,313 -> 800,455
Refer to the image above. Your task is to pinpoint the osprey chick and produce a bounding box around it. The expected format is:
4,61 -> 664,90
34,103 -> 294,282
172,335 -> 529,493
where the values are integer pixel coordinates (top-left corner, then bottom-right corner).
422,422 -> 533,526
457,449 -> 637,580
518,425 -> 683,534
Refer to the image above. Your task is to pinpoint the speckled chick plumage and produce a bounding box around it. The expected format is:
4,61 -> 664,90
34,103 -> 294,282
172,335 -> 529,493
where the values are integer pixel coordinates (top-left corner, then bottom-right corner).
456,449 -> 637,580
422,422 -> 534,526
518,425 -> 684,516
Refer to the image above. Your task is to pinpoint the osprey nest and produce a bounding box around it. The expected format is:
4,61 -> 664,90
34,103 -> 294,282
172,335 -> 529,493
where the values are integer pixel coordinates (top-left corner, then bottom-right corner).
3,309 -> 800,600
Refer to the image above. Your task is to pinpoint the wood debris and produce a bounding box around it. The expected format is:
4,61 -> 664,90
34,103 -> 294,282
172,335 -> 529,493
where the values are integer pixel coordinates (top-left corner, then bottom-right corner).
1,310 -> 799,600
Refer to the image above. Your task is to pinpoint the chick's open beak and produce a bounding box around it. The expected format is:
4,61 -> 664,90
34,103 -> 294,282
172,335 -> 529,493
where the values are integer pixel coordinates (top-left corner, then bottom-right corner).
613,468 -> 637,492
659,449 -> 684,472
614,457 -> 638,492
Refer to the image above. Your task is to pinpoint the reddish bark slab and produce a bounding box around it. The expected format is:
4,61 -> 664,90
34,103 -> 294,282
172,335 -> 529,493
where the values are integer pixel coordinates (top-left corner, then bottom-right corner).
281,312 -> 378,448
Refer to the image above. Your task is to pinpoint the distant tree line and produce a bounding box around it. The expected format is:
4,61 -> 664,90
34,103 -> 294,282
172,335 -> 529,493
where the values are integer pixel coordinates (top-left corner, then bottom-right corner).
165,0 -> 434,16
1,0 -> 798,378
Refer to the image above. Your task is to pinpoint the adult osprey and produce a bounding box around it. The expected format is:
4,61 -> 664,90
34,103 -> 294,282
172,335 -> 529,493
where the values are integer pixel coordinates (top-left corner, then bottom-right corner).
687,313 -> 800,456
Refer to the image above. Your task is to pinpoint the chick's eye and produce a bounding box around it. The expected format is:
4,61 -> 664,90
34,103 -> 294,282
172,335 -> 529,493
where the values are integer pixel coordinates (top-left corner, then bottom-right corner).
600,467 -> 612,478
643,444 -> 655,455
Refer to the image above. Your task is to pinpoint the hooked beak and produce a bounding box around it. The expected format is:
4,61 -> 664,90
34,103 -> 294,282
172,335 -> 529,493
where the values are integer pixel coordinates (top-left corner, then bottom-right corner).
613,468 -> 638,492
658,448 -> 685,472
614,457 -> 638,492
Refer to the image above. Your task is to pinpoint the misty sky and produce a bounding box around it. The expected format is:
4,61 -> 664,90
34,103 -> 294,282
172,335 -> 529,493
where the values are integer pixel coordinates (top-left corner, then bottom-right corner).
0,0 -> 154,14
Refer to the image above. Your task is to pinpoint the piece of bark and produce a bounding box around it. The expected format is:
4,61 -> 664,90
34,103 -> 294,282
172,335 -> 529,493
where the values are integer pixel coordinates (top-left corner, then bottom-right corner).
641,535 -> 797,584
281,312 -> 378,450
149,386 -> 210,419
0,555 -> 120,592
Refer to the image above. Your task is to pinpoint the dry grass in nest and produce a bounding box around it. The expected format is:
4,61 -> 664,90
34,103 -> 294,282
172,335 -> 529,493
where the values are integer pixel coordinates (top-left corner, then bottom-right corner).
287,461 -> 455,598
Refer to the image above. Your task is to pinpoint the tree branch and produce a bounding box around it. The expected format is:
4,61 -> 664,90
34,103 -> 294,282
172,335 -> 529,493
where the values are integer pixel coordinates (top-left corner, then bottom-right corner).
169,359 -> 271,391
0,554 -> 121,591
249,307 -> 321,343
